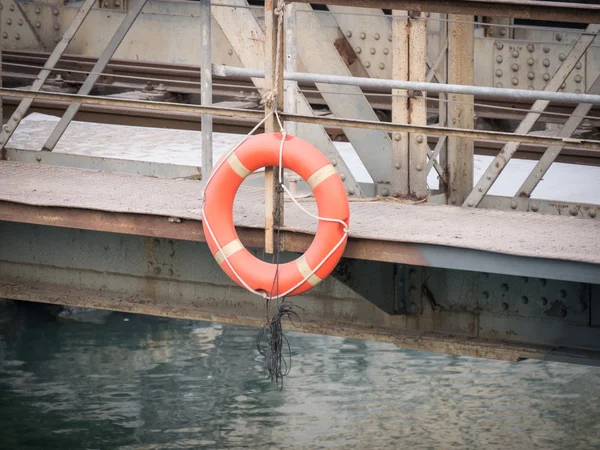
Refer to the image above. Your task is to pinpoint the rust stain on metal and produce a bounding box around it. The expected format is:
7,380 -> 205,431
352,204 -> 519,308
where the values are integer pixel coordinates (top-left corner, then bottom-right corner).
1,281 -> 544,363
544,299 -> 567,319
289,0 -> 600,24
334,37 -> 357,67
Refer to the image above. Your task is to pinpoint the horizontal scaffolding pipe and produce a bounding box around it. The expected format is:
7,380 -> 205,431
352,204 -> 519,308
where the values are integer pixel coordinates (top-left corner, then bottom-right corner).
1,88 -> 600,150
213,64 -> 600,106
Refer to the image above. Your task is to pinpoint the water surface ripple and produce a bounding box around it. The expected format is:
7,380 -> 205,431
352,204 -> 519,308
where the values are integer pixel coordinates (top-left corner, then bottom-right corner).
1,306 -> 599,449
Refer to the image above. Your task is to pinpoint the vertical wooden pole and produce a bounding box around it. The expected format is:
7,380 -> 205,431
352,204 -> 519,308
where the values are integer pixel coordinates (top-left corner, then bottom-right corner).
391,11 -> 409,197
264,0 -> 285,254
447,15 -> 474,205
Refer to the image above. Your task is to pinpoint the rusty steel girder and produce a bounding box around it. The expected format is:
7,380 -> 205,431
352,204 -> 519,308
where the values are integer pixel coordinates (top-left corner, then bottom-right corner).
290,0 -> 600,24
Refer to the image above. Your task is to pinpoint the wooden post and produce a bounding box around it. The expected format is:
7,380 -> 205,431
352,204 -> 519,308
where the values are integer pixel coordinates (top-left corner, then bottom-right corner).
264,0 -> 285,254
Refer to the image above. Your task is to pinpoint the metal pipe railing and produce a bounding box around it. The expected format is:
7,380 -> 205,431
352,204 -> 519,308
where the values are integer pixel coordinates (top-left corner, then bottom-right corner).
213,64 -> 600,106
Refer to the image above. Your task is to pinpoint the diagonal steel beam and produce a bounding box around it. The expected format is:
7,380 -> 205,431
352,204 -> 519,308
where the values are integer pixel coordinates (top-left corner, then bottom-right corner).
463,24 -> 600,208
13,0 -> 46,51
0,0 -> 97,151
297,3 -> 393,193
426,136 -> 447,184
42,0 -> 149,152
212,0 -> 363,197
327,5 -> 390,79
426,39 -> 447,84
517,73 -> 600,198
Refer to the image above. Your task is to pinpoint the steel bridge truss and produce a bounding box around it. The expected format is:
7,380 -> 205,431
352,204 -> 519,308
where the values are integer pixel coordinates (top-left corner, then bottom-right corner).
0,0 -> 599,363
1,0 -> 599,216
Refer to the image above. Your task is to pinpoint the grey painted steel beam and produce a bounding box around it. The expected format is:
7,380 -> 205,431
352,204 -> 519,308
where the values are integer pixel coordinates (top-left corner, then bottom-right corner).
326,5 -> 390,80
1,223 -> 599,365
1,148 -> 202,179
42,0 -> 150,152
295,3 -> 393,192
407,12 -> 428,199
477,195 -> 599,220
200,0 -> 213,178
391,10 -> 409,197
1,201 -> 598,285
0,5 -> 2,127
517,73 -> 600,198
0,86 -> 265,117
0,0 -> 97,152
288,0 -> 600,24
277,111 -> 600,151
417,244 -> 600,285
464,24 -> 600,208
447,15 -> 474,206
284,2 -> 298,137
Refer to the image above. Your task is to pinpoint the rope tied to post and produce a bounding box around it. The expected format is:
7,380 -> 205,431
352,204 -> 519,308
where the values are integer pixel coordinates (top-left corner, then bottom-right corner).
260,0 -> 286,109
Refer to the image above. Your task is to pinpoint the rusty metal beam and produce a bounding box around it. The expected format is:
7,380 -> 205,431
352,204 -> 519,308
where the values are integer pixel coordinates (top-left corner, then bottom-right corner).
2,88 -> 600,151
287,0 -> 600,24
278,112 -> 600,151
1,97 -> 598,165
2,222 -> 599,365
1,200 -> 599,284
408,12 -> 428,200
391,10 -> 409,197
447,15 -> 474,205
0,87 -> 265,119
0,280 -> 558,364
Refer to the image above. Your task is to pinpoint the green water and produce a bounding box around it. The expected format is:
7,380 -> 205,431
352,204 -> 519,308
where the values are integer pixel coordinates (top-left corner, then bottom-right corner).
1,302 -> 599,449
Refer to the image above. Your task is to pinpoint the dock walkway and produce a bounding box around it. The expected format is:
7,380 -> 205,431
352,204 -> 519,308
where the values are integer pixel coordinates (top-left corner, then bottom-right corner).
1,160 -> 599,283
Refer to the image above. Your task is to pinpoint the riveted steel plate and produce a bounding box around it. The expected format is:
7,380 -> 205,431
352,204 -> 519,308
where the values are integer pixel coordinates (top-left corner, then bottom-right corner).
493,40 -> 587,93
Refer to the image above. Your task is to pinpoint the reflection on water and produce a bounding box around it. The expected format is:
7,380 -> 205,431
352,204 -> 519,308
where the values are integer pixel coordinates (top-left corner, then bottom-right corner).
1,302 -> 600,449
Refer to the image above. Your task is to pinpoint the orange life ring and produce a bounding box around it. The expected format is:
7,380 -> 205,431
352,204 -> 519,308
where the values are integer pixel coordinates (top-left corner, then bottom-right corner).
202,132 -> 350,298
